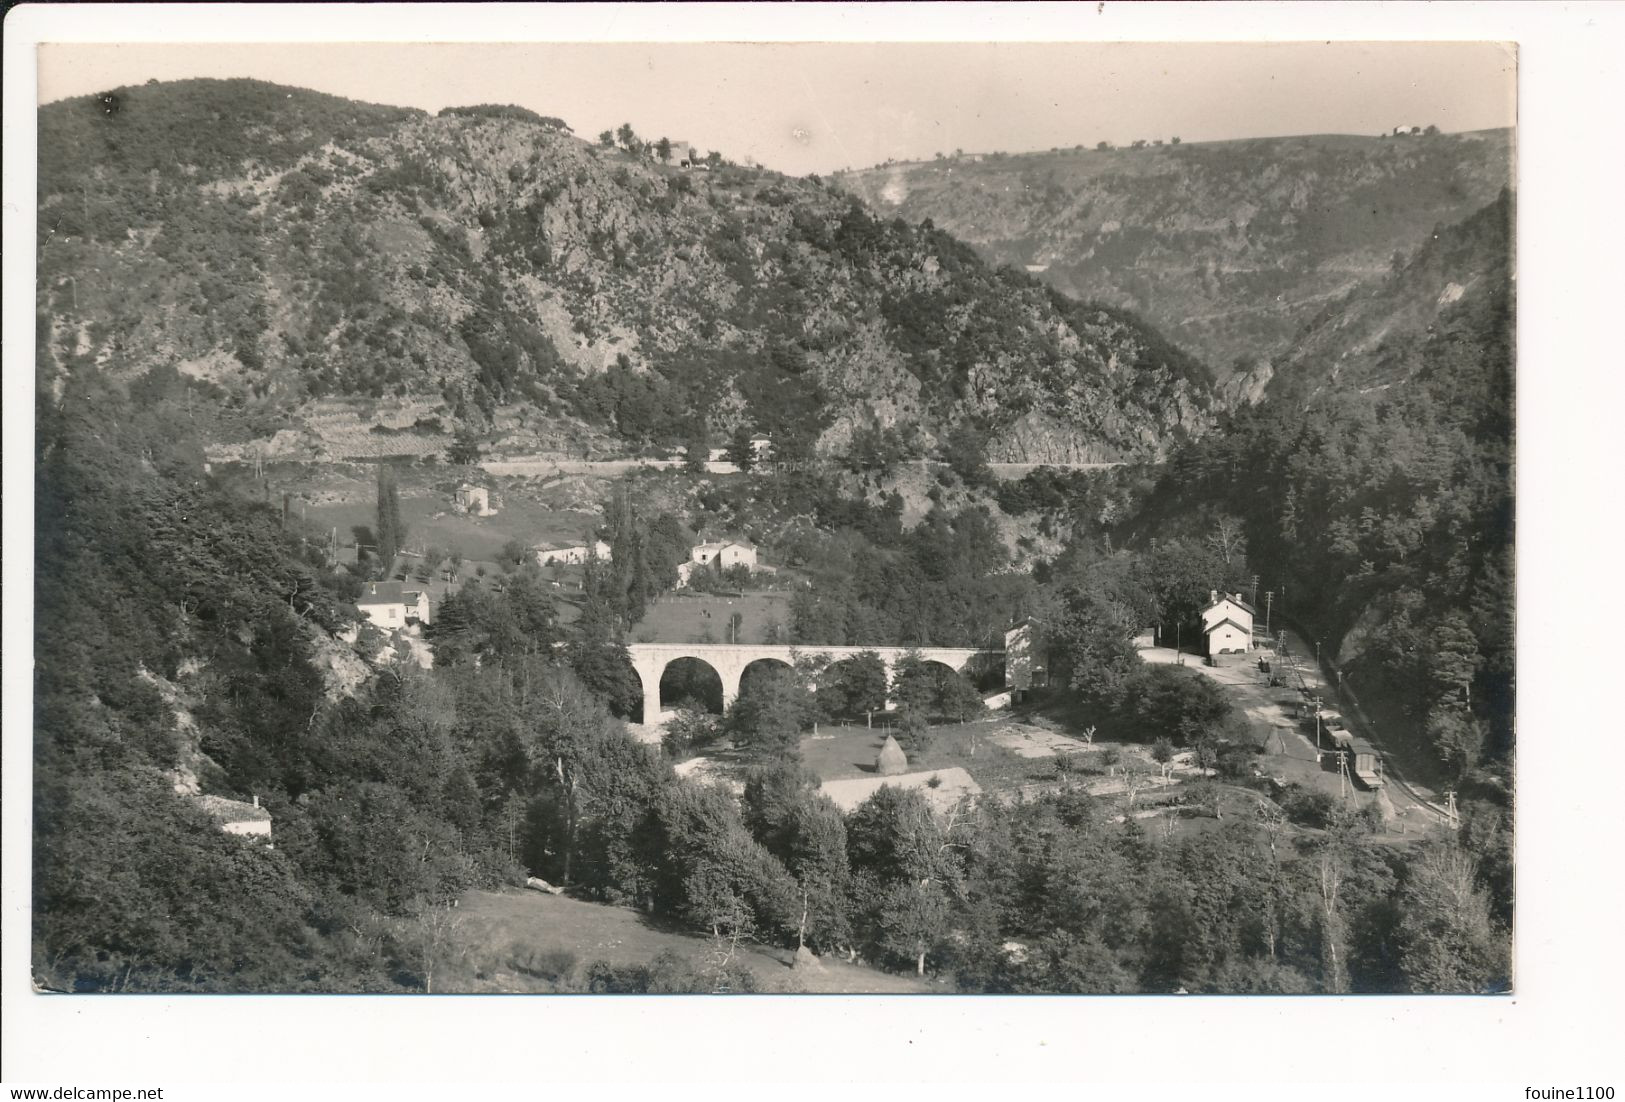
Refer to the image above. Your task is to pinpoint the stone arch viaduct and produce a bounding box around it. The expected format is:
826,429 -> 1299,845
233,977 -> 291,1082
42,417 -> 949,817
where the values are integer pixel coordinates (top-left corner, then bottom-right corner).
626,643 -> 1002,727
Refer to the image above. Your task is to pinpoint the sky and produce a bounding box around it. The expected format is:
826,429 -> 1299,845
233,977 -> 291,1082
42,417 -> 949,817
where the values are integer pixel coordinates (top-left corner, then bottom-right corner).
36,40 -> 1516,176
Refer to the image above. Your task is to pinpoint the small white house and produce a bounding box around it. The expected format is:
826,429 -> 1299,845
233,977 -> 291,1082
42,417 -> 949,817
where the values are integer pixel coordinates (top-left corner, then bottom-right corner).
454,483 -> 495,517
1005,618 -> 1048,698
536,539 -> 612,567
1200,590 -> 1255,655
678,539 -> 760,585
749,434 -> 773,463
357,581 -> 431,629
692,540 -> 757,569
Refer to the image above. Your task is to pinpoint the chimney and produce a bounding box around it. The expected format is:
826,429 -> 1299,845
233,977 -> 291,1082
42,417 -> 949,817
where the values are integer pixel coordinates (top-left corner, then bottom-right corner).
1210,590 -> 1218,604
252,794 -> 259,809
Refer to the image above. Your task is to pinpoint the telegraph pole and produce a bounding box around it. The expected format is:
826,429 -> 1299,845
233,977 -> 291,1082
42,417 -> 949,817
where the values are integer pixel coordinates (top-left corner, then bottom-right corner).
1264,591 -> 1274,637
1337,750 -> 1350,799
1250,574 -> 1260,604
1310,694 -> 1324,754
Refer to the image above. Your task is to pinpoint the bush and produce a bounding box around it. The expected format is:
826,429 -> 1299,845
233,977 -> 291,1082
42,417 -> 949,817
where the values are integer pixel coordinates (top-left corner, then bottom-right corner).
1278,784 -> 1337,829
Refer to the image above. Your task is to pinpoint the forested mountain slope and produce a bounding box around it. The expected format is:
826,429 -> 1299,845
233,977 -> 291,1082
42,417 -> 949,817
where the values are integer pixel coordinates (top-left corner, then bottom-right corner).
1265,187 -> 1514,403
837,130 -> 1512,385
1113,191 -> 1513,792
37,78 -> 1214,463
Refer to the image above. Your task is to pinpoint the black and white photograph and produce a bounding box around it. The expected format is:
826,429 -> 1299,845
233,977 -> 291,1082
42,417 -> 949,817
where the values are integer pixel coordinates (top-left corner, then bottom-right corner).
24,36 -> 1520,996
3,2 -> 1621,1095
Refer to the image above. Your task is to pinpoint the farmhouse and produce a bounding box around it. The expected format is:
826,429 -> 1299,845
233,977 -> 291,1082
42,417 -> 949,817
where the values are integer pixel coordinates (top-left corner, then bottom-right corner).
454,483 -> 496,517
1200,590 -> 1255,655
357,580 -> 432,629
678,539 -> 762,585
669,140 -> 695,166
536,539 -> 612,567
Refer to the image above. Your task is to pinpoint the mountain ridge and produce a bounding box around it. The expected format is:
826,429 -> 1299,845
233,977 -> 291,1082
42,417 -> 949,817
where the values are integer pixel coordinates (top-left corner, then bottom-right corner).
836,129 -> 1513,377
36,77 -> 1218,466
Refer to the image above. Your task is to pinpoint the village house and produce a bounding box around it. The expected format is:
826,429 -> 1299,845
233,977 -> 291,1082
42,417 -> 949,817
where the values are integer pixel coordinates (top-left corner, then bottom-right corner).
1004,617 -> 1049,701
669,140 -> 695,166
535,539 -> 612,567
1200,590 -> 1255,656
749,433 -> 773,463
677,538 -> 764,585
357,580 -> 432,630
454,483 -> 496,517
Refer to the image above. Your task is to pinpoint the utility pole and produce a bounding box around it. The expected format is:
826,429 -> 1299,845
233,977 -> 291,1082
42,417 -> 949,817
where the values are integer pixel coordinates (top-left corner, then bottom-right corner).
1310,694 -> 1324,754
1444,788 -> 1459,828
1250,574 -> 1260,604
1337,750 -> 1350,799
1264,591 -> 1274,637
1176,620 -> 1183,664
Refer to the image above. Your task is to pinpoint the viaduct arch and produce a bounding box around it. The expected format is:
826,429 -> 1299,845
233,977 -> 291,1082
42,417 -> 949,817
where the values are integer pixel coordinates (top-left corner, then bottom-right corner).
626,643 -> 1002,727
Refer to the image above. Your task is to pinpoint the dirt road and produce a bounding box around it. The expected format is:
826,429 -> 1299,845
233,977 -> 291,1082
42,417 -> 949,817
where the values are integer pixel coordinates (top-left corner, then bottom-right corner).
1141,643 -> 1445,836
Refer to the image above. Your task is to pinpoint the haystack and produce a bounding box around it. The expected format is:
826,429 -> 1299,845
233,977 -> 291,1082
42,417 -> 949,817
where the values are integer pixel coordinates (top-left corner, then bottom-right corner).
876,734 -> 908,776
792,945 -> 826,972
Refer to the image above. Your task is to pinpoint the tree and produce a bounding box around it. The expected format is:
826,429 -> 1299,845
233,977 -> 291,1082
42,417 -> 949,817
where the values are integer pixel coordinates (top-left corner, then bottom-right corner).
655,137 -> 672,163
447,424 -> 482,466
615,122 -> 636,150
724,425 -> 756,472
822,652 -> 888,718
935,671 -> 986,724
1395,846 -> 1505,992
889,651 -> 938,716
683,419 -> 710,474
374,464 -> 405,579
597,129 -> 614,149
518,666 -> 615,885
726,667 -> 815,760
1151,739 -> 1176,786
942,423 -> 992,489
662,705 -> 722,759
1427,706 -> 1485,777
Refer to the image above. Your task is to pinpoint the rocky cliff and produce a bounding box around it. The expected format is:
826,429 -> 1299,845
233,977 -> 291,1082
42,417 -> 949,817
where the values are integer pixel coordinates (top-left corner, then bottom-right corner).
36,79 -> 1217,463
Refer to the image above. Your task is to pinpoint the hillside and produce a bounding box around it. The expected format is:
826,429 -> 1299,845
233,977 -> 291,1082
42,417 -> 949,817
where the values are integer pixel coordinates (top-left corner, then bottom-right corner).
1265,187 -> 1514,404
36,78 -> 1215,464
836,130 -> 1513,382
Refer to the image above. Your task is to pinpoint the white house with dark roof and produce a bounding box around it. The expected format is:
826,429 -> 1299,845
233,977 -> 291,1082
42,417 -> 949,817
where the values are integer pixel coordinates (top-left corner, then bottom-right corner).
357,580 -> 431,630
1200,590 -> 1255,655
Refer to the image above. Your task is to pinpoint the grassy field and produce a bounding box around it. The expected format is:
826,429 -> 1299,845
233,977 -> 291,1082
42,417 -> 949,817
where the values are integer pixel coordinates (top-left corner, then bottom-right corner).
799,719 -> 1061,793
443,888 -> 937,994
302,493 -> 598,562
632,591 -> 793,645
